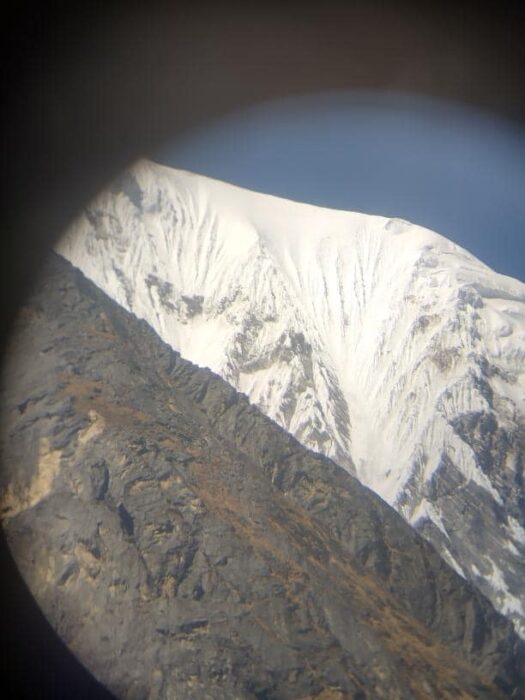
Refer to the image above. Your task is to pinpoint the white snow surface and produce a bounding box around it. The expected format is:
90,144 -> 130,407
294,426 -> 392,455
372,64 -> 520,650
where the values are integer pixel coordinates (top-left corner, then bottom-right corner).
57,160 -> 525,635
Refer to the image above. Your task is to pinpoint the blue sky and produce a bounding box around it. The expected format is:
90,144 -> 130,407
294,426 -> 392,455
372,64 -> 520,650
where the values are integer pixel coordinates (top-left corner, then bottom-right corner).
158,91 -> 525,283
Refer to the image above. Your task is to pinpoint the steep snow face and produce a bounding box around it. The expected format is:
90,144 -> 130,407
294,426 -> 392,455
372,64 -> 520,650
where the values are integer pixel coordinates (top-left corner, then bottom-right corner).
57,160 -> 525,636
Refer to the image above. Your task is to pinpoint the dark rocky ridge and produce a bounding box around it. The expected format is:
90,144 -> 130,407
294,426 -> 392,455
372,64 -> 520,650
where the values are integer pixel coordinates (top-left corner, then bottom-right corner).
1,254 -> 524,699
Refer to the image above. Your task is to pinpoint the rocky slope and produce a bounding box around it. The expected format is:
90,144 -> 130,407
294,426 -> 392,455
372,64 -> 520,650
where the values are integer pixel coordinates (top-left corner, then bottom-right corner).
1,254 -> 525,698
56,160 -> 525,637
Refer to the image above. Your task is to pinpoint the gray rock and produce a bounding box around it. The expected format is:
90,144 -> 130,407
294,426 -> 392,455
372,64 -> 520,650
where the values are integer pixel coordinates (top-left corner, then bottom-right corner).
1,253 -> 524,699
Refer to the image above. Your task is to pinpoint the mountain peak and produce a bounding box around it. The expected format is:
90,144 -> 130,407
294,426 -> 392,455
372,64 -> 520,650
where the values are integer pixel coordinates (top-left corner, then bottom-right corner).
57,161 -> 525,637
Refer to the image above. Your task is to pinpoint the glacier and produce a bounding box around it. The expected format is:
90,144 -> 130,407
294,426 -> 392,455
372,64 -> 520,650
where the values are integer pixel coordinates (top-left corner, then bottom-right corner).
57,159 -> 525,637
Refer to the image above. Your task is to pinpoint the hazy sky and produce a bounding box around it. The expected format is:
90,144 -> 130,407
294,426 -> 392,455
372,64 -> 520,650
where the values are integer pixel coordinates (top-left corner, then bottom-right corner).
158,91 -> 525,283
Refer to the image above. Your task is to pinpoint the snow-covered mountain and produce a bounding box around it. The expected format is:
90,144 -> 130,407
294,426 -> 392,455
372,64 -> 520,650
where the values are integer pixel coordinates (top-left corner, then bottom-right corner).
57,159 -> 525,637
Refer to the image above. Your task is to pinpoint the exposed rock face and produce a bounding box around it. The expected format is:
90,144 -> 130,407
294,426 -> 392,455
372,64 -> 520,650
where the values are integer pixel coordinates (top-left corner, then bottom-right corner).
57,161 -> 525,637
2,254 -> 525,698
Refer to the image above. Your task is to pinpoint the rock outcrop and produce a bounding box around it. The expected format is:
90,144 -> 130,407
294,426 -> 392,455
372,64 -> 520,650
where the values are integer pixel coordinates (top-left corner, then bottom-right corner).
1,254 -> 525,699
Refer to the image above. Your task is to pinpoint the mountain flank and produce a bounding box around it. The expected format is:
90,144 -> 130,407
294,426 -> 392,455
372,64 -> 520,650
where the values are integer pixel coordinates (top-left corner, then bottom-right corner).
1,254 -> 524,698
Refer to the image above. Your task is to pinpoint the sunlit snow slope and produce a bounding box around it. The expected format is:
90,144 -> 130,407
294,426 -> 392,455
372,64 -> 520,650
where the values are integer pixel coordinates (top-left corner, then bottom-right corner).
57,160 -> 525,636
